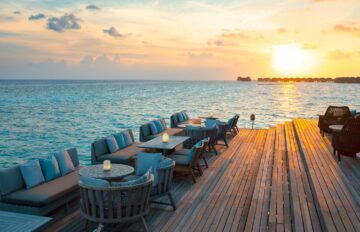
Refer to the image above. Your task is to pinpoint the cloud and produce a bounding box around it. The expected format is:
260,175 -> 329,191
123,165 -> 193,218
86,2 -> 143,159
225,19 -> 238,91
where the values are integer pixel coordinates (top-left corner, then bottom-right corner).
28,13 -> 46,21
47,13 -> 81,32
13,11 -> 21,15
278,28 -> 287,33
209,30 -> 263,47
86,4 -> 100,10
333,24 -> 360,36
327,50 -> 360,60
103,27 -> 123,38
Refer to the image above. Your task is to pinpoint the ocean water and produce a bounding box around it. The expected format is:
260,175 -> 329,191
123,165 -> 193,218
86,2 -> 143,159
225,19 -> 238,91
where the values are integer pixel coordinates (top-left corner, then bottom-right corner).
0,80 -> 359,167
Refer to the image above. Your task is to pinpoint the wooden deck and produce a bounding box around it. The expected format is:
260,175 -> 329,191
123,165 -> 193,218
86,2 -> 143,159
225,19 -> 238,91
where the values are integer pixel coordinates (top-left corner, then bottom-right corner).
44,118 -> 360,232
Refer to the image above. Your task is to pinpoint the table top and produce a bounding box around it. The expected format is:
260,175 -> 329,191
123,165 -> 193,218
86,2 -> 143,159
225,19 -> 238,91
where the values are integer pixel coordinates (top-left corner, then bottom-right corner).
79,164 -> 134,180
138,136 -> 189,150
329,124 -> 343,132
178,123 -> 204,128
199,115 -> 220,119
0,210 -> 52,232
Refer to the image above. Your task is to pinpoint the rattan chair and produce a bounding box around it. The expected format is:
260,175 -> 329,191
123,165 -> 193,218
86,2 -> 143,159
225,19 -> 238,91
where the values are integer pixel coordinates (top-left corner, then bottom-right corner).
168,144 -> 204,183
79,176 -> 153,232
332,117 -> 360,161
318,106 -> 351,137
151,160 -> 177,210
184,126 -> 218,155
216,122 -> 229,147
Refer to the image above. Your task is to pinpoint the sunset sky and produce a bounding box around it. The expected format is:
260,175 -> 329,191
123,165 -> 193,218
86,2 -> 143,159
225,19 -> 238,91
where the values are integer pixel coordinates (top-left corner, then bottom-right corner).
0,0 -> 359,80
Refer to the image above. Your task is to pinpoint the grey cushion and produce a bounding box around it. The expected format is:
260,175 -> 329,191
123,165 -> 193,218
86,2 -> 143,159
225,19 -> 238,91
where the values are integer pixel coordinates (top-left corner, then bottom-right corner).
2,167 -> 82,207
141,124 -> 151,137
167,154 -> 189,165
67,148 -> 80,167
93,139 -> 110,157
0,166 -> 25,196
97,143 -> 145,164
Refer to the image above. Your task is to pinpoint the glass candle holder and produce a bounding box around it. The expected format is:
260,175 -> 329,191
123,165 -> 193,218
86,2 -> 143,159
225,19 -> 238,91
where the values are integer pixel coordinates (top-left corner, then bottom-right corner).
162,132 -> 170,143
103,160 -> 111,172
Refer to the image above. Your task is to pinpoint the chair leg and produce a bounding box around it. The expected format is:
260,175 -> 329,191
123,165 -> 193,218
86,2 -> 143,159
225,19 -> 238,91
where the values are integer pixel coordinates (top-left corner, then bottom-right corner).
212,145 -> 218,155
337,151 -> 341,162
203,156 -> 209,168
167,193 -> 177,210
190,169 -> 197,183
196,163 -> 203,176
84,219 -> 89,230
224,137 -> 229,147
140,217 -> 149,232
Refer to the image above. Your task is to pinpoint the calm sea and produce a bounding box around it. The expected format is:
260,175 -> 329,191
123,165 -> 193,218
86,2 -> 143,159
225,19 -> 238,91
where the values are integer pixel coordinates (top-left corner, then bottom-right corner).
0,80 -> 359,167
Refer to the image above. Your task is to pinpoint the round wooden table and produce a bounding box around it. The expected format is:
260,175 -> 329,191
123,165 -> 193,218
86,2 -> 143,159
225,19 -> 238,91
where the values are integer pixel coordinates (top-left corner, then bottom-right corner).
79,164 -> 134,182
329,125 -> 343,133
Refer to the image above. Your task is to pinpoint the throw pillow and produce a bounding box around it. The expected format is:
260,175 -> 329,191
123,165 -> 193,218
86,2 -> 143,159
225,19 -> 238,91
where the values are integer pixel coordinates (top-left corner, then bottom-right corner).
39,155 -> 61,182
106,135 -> 119,153
54,150 -> 75,175
20,160 -> 45,189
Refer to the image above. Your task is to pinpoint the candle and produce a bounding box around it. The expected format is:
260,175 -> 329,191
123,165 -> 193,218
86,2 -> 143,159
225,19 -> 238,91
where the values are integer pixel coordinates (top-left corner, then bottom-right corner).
103,160 -> 111,172
162,132 -> 170,143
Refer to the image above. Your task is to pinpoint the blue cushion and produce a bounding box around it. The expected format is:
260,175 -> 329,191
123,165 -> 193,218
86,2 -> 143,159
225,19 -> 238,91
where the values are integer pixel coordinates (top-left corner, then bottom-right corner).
158,157 -> 174,169
228,118 -> 233,126
178,112 -> 185,122
136,152 -> 163,186
160,119 -> 167,129
113,169 -> 151,187
123,130 -> 134,146
54,150 -> 75,176
80,175 -> 110,187
149,122 -> 158,135
20,160 -> 45,189
187,141 -> 203,163
350,109 -> 357,116
106,135 -> 119,153
154,120 -> 164,133
39,155 -> 61,182
114,133 -> 126,149
0,166 -> 25,195
183,112 -> 189,120
205,119 -> 218,128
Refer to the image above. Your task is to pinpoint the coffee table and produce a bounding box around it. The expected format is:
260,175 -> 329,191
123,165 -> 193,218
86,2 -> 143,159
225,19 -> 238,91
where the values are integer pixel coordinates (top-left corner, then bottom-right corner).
79,164 -> 134,183
0,210 -> 51,232
329,125 -> 343,133
137,136 -> 189,154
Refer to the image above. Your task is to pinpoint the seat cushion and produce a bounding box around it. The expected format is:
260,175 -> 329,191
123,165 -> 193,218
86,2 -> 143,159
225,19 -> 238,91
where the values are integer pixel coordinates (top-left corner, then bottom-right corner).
2,167 -> 82,207
97,143 -> 144,164
167,154 -> 189,165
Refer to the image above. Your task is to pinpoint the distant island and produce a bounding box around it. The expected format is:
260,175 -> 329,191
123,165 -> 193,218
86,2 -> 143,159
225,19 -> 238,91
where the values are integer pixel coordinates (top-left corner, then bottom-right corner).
237,76 -> 252,81
237,76 -> 360,83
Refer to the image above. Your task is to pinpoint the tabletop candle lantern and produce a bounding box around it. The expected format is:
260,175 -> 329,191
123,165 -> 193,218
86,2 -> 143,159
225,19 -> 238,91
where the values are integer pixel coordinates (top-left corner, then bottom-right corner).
162,132 -> 170,143
103,160 -> 111,172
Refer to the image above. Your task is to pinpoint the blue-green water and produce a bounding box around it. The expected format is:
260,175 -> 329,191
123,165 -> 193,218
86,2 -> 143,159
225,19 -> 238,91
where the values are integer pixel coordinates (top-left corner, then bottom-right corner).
0,80 -> 359,167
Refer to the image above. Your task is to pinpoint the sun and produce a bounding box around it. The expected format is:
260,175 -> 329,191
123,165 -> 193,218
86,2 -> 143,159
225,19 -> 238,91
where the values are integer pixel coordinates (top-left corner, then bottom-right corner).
272,44 -> 308,75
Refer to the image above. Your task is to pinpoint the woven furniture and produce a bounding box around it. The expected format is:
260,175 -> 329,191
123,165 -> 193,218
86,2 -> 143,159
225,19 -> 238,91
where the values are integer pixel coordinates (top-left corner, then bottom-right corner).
151,160 -> 177,210
168,143 -> 204,183
79,175 -> 154,232
184,126 -> 218,155
0,148 -> 81,216
91,129 -> 144,165
318,106 -> 351,137
227,114 -> 239,136
216,122 -> 229,147
332,117 -> 360,161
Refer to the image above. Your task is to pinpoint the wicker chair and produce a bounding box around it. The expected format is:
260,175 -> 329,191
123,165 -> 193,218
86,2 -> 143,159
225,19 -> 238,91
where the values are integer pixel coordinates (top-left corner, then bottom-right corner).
318,106 -> 351,137
216,122 -> 229,147
168,144 -> 204,183
332,117 -> 360,161
79,176 -> 153,232
151,160 -> 177,210
184,126 -> 218,155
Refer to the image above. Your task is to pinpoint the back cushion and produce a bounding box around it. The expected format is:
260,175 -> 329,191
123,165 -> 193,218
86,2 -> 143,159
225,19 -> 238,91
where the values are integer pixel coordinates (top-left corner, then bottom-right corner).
149,121 -> 159,135
106,135 -> 119,153
67,148 -> 80,167
55,150 -> 75,176
93,139 -> 110,157
160,119 -> 167,129
154,120 -> 164,132
177,112 -> 185,122
0,166 -> 25,196
140,124 -> 151,137
114,133 -> 127,149
123,130 -> 134,146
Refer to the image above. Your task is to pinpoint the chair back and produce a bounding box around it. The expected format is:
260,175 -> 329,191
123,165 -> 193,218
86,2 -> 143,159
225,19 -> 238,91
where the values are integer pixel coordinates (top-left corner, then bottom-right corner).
153,161 -> 175,195
338,118 -> 360,151
79,176 -> 153,224
190,144 -> 204,168
325,106 -> 351,117
184,126 -> 217,148
233,114 -> 239,127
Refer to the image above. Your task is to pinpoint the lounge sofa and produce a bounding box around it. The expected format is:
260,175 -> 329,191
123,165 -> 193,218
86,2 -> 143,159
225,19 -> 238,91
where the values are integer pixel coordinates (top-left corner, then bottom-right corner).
170,111 -> 200,128
91,129 -> 144,165
140,118 -> 183,142
0,148 -> 81,216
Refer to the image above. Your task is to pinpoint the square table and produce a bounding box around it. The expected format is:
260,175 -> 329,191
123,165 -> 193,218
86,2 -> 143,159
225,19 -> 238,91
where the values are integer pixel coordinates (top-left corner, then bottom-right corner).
0,210 -> 52,232
137,136 -> 190,154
